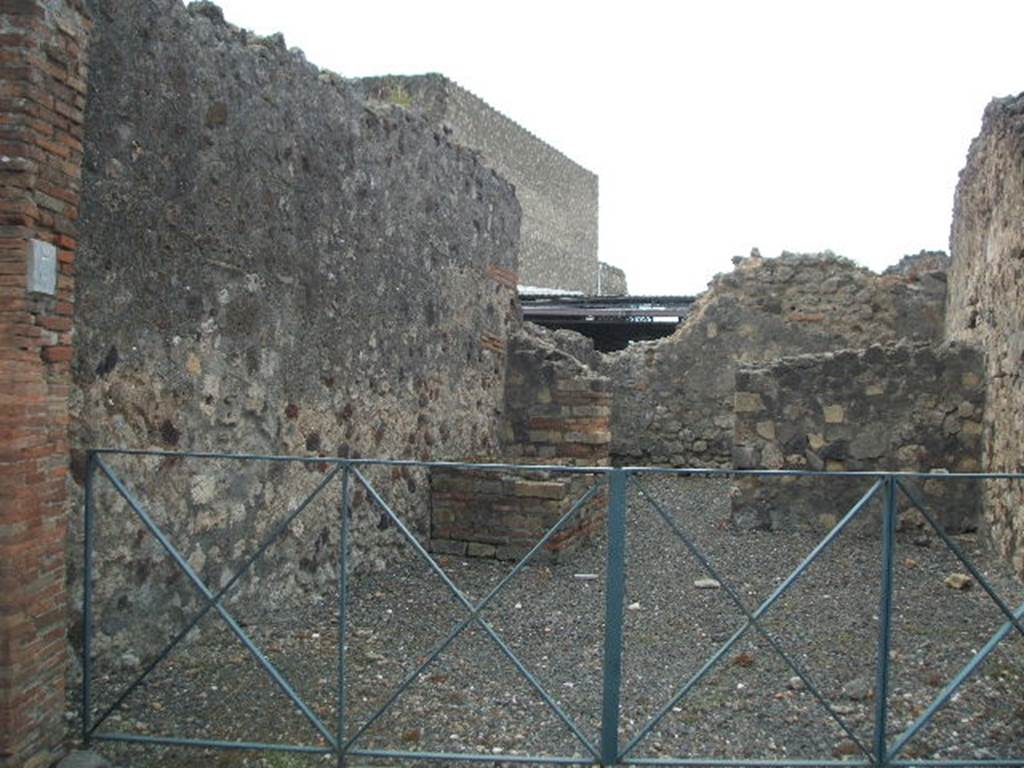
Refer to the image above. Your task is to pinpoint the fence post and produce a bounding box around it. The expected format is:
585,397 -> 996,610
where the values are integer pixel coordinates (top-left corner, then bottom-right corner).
872,474 -> 898,766
82,451 -> 96,746
600,468 -> 627,765
337,464 -> 350,767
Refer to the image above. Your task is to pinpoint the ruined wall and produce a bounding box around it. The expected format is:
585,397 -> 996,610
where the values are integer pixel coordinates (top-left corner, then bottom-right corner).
947,92 -> 1024,577
599,261 -> 627,296
357,74 -> 600,294
428,326 -> 609,560
501,326 -> 611,466
603,252 -> 948,467
884,249 -> 951,277
70,0 -> 520,643
731,342 -> 986,532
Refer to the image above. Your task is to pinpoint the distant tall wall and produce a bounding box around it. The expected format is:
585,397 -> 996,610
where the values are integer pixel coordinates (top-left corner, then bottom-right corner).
601,252 -> 948,467
947,92 -> 1024,578
357,74 -> 600,294
71,0 -> 520,646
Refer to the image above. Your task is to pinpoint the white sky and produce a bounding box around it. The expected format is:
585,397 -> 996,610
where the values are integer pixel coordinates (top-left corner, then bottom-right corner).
212,0 -> 1024,295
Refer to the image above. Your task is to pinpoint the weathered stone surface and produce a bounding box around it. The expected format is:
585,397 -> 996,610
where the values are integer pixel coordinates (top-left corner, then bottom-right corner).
731,341 -> 986,531
602,251 -> 948,468
884,250 -> 951,278
71,0 -> 519,648
355,74 -> 599,294
947,91 -> 1024,578
599,262 -> 628,296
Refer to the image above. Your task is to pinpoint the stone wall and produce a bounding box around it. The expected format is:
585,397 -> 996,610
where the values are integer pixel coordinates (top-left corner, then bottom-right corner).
602,252 -> 948,467
70,0 -> 520,646
599,261 -> 627,296
0,1 -> 91,765
947,92 -> 1024,577
884,249 -> 951,277
730,342 -> 986,532
356,74 -> 599,294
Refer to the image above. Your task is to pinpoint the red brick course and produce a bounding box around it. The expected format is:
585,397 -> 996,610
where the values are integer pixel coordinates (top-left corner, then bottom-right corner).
0,2 -> 90,766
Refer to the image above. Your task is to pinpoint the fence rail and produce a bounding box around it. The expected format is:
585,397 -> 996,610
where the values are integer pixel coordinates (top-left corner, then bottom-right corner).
80,449 -> 1024,766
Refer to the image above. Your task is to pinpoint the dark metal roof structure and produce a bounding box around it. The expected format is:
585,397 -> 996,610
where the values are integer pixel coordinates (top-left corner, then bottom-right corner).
520,294 -> 697,351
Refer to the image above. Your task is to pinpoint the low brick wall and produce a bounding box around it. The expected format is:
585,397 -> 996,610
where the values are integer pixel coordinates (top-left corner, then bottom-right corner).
730,342 -> 986,532
515,381 -> 612,464
429,468 -> 606,561
428,327 -> 611,561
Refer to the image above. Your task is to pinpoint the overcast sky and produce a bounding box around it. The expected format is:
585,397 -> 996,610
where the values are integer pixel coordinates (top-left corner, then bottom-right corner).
212,0 -> 1024,295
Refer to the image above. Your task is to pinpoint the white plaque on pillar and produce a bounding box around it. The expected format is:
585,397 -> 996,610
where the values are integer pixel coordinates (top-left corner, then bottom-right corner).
27,239 -> 57,296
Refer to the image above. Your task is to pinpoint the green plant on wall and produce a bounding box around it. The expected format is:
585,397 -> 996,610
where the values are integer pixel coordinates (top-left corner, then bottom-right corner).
380,82 -> 412,108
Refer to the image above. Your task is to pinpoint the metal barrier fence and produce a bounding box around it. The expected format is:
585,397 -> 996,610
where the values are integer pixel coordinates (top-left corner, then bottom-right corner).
80,449 -> 1024,766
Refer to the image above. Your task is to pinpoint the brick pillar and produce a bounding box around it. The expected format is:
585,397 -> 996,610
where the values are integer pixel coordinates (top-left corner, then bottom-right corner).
0,1 -> 91,766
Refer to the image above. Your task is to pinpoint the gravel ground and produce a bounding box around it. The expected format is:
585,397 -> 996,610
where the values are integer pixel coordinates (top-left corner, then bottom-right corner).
72,473 -> 1024,767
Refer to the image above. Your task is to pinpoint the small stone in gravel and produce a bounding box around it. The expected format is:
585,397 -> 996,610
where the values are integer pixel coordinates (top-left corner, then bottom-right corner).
841,676 -> 874,701
119,652 -> 140,671
903,557 -> 919,569
627,602 -> 641,610
787,676 -> 804,691
945,573 -> 973,590
832,739 -> 860,757
732,651 -> 755,667
56,752 -> 111,768
694,578 -> 722,589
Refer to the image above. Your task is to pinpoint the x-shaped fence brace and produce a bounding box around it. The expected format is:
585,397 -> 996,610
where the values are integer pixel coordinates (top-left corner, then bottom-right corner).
344,467 -> 607,761
84,454 -> 608,763
83,452 -> 1024,767
621,476 -> 883,763
86,455 -> 342,753
621,472 -> 1024,768
886,480 -> 1024,764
